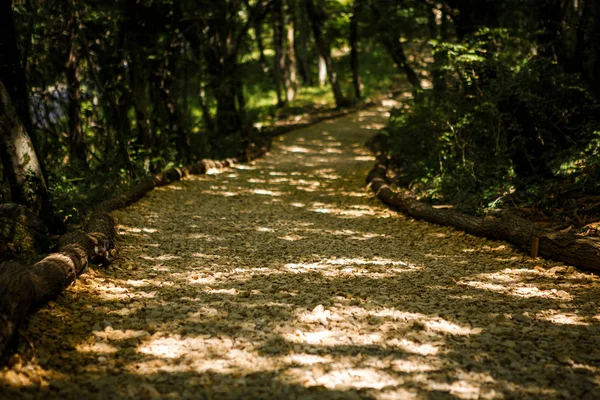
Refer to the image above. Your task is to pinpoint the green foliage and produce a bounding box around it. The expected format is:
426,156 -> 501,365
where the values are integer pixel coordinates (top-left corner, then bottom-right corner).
386,28 -> 600,214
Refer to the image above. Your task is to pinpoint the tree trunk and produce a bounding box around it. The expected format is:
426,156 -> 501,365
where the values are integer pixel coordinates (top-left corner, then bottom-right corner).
350,0 -> 363,100
318,55 -> 327,87
285,0 -> 298,102
305,0 -> 349,107
206,49 -> 245,144
499,95 -> 553,184
66,6 -> 87,169
429,7 -> 448,92
253,18 -> 268,69
0,0 -> 35,146
273,0 -> 287,107
381,35 -> 421,89
130,44 -> 153,151
296,4 -> 313,85
0,82 -> 54,228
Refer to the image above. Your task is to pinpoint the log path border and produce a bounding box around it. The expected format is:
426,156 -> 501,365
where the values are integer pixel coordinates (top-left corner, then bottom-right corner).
366,152 -> 600,272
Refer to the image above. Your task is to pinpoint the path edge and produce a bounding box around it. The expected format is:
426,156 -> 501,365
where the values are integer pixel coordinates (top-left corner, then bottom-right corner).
366,150 -> 600,273
0,145 -> 268,361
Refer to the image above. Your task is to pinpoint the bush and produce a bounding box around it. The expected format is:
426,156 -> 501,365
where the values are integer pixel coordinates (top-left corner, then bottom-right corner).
384,28 -> 600,214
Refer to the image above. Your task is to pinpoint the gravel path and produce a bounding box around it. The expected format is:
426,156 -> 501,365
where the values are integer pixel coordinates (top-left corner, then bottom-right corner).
2,104 -> 600,399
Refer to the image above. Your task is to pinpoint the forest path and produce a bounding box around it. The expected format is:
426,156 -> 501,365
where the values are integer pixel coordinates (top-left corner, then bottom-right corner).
3,102 -> 600,399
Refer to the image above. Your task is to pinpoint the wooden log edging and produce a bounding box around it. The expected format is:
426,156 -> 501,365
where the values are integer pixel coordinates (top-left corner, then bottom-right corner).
0,145 -> 269,360
366,153 -> 600,272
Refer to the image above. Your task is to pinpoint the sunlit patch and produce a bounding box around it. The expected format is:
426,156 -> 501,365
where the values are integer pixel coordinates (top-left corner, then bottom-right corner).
76,341 -> 118,354
290,202 -> 305,207
288,353 -> 332,365
393,338 -> 439,355
192,252 -> 221,259
314,367 -> 399,390
125,280 -> 151,288
281,145 -> 312,153
137,337 -> 187,359
314,208 -> 330,213
536,311 -> 590,325
458,268 -> 577,301
155,184 -> 184,191
425,319 -> 482,335
340,191 -> 368,197
118,225 -> 158,234
257,227 -> 275,232
187,306 -> 222,321
325,258 -> 406,267
187,275 -> 217,285
252,189 -> 283,196
205,288 -> 238,295
140,254 -> 181,261
391,358 -> 438,372
279,234 -> 304,241
234,165 -> 255,170
186,233 -> 225,241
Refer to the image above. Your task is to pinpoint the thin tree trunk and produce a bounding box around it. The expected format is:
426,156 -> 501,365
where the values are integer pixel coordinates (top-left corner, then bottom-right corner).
254,19 -> 268,70
66,5 -> 87,168
350,0 -> 363,100
381,36 -> 422,89
305,0 -> 349,107
0,82 -> 53,226
285,0 -> 298,102
318,56 -> 327,87
370,3 -> 421,89
296,4 -> 312,85
130,43 -> 153,150
429,7 -> 448,92
273,0 -> 287,107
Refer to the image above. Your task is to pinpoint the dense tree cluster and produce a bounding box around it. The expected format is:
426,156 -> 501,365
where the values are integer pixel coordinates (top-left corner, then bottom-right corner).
383,0 -> 600,215
0,0 -> 416,229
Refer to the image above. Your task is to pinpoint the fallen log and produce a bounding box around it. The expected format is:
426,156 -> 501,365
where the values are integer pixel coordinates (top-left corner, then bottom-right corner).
367,154 -> 600,272
0,143 -> 270,360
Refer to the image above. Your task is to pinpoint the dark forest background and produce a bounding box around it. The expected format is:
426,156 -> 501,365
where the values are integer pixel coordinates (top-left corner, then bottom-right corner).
1,0 -> 599,236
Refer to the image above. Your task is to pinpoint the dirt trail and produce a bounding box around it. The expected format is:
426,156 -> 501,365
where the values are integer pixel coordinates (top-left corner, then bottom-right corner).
2,103 -> 600,399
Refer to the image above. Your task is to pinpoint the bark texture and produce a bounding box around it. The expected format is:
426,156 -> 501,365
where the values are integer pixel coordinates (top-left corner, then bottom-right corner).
305,0 -> 349,107
350,0 -> 363,99
0,81 -> 54,227
366,153 -> 600,272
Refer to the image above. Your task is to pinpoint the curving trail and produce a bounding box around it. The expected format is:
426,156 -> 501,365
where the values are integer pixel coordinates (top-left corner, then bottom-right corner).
2,103 -> 600,399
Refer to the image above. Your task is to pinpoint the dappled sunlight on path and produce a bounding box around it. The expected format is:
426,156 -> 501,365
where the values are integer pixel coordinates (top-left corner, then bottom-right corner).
2,104 -> 600,399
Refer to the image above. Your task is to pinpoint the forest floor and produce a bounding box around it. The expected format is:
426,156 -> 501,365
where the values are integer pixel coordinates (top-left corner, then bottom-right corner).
2,101 -> 600,399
